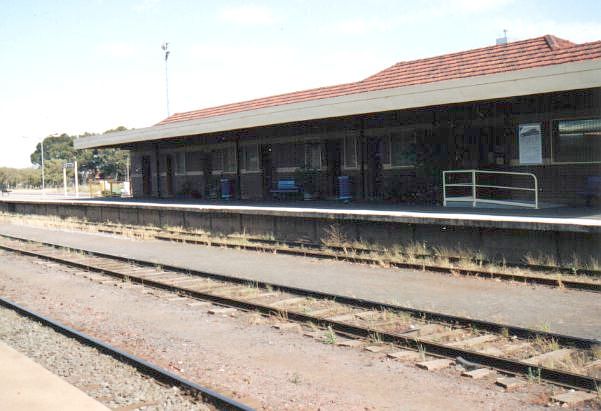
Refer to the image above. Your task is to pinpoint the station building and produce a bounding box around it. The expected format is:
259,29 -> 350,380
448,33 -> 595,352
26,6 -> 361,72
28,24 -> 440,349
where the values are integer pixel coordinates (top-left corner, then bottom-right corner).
76,35 -> 601,207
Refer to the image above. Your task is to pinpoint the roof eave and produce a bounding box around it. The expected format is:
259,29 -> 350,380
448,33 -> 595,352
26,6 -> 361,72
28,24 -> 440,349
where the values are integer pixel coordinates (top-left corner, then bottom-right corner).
74,59 -> 601,150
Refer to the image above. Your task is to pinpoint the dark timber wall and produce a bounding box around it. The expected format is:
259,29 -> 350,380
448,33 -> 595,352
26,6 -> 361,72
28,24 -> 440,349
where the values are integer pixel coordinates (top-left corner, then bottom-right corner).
126,88 -> 601,206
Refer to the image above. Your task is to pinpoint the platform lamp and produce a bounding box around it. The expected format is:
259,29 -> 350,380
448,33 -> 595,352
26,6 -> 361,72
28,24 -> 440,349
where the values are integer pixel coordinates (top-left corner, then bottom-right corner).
21,134 -> 53,197
40,137 -> 45,196
161,42 -> 170,117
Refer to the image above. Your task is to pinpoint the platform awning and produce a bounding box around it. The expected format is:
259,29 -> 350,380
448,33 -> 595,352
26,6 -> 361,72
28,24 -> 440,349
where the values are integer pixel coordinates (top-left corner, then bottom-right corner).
74,59 -> 601,150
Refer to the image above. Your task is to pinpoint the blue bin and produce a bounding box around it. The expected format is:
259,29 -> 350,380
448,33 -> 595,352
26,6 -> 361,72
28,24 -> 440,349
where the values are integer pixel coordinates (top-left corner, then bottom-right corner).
220,178 -> 232,200
337,176 -> 352,201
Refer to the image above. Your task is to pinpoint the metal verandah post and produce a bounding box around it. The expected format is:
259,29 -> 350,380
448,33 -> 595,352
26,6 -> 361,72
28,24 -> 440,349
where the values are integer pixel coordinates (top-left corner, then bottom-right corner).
155,144 -> 161,198
472,170 -> 477,207
442,171 -> 447,207
360,118 -> 366,200
235,137 -> 241,200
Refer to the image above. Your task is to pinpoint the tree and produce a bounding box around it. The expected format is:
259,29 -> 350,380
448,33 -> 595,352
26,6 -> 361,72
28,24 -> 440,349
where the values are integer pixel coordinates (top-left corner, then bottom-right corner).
28,127 -> 130,184
30,134 -> 76,166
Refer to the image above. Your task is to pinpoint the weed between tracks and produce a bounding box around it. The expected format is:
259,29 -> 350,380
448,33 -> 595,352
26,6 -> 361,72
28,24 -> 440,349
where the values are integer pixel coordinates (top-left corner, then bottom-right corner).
323,326 -> 337,344
527,367 -> 542,384
1,212 -> 599,285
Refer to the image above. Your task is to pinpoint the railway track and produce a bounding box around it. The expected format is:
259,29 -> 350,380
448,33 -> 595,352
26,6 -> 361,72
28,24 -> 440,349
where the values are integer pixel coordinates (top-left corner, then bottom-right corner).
2,213 -> 599,292
0,233 -> 600,396
0,296 -> 254,411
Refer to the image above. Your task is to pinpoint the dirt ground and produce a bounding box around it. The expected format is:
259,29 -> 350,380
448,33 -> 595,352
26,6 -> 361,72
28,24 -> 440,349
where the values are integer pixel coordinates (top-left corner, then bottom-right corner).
0,250 -> 569,410
1,222 -> 600,340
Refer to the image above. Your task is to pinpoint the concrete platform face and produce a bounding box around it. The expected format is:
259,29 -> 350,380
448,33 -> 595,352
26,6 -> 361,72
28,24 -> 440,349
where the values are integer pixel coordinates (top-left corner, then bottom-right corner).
0,341 -> 109,411
2,223 -> 600,341
1,197 -> 600,232
1,197 -> 599,264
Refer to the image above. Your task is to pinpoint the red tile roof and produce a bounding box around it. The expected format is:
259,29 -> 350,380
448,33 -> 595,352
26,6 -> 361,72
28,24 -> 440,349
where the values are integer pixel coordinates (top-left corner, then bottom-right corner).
157,35 -> 601,126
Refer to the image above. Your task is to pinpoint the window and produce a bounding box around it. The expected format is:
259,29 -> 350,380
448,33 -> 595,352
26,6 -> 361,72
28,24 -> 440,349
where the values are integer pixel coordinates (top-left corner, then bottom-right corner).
389,131 -> 416,167
185,151 -> 202,172
241,145 -> 259,171
223,147 -> 236,172
211,146 -> 237,172
305,143 -> 321,169
343,136 -> 357,168
553,118 -> 601,163
175,152 -> 185,174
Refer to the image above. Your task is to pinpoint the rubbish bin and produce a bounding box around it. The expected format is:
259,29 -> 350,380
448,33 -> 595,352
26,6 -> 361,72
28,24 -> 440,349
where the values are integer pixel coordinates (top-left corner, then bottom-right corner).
220,178 -> 233,200
337,176 -> 352,202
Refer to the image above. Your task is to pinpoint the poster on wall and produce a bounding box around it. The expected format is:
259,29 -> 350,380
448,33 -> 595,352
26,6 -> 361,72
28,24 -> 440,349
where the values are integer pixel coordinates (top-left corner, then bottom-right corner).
518,123 -> 542,165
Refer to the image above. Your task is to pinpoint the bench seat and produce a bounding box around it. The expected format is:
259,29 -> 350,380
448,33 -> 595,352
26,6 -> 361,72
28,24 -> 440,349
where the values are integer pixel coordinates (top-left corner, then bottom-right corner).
270,179 -> 301,198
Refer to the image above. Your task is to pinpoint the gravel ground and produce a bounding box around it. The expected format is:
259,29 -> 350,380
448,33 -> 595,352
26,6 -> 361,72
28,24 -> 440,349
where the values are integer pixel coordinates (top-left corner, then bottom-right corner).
0,305 -> 211,411
0,249 -> 571,410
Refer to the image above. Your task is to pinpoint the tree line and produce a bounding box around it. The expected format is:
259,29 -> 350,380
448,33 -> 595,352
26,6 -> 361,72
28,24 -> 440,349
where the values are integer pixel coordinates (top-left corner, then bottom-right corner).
1,127 -> 129,189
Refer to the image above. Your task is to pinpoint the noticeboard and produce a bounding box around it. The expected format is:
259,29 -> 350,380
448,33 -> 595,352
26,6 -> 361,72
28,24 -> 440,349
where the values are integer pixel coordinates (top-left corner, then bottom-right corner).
518,123 -> 542,165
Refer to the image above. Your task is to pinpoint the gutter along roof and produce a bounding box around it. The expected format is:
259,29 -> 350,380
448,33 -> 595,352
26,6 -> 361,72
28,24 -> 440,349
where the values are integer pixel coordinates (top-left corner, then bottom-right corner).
75,35 -> 601,149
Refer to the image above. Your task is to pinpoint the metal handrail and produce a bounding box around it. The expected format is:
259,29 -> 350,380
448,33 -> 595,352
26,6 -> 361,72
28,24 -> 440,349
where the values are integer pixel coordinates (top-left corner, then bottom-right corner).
443,169 -> 538,209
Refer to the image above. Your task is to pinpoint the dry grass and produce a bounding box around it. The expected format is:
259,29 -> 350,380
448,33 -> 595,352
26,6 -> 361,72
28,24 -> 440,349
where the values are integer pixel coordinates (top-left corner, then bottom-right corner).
531,335 -> 560,353
592,344 -> 601,360
1,211 -> 599,286
321,224 -> 349,247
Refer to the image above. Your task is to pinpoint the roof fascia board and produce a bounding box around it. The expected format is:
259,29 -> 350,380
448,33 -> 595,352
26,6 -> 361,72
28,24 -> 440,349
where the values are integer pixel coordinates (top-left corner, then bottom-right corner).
75,59 -> 601,149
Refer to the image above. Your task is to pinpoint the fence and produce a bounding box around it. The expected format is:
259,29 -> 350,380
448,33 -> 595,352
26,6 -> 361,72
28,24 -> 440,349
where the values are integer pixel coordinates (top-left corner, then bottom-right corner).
442,169 -> 538,209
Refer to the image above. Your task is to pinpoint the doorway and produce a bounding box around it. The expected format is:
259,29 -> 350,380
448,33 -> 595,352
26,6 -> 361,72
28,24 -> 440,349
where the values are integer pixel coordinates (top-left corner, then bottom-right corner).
260,144 -> 273,199
325,140 -> 342,198
165,155 -> 174,196
141,156 -> 152,196
201,152 -> 212,198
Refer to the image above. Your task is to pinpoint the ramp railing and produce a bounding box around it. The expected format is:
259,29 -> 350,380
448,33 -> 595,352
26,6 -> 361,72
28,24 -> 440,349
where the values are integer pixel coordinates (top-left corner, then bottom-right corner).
443,169 -> 538,209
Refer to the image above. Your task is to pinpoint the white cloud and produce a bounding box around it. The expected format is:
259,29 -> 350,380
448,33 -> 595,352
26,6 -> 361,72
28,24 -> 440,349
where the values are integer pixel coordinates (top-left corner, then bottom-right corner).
329,17 -> 393,35
218,4 -> 275,25
328,0 -> 515,36
454,0 -> 514,13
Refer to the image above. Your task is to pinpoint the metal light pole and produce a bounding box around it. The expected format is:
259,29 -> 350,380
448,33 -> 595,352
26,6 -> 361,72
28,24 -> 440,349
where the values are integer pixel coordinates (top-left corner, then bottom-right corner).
40,138 -> 46,197
74,160 -> 79,198
162,42 -> 170,117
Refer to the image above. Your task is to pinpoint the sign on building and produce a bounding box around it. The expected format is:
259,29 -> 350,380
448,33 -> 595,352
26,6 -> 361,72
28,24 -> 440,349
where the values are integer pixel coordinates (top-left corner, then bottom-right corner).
518,123 -> 542,165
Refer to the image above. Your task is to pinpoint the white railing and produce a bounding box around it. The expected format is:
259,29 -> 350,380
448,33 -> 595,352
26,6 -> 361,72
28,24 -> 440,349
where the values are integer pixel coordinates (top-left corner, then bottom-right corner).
443,169 -> 538,209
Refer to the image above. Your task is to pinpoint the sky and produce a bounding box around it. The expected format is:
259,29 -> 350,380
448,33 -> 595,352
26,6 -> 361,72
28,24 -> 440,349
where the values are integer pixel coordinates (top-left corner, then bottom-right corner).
1,0 -> 600,168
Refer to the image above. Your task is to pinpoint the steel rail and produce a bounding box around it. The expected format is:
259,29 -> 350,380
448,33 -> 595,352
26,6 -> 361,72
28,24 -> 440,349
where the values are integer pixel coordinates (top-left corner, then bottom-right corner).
152,234 -> 601,293
90,225 -> 601,292
0,235 -> 600,391
0,232 -> 597,349
102,222 -> 601,279
0,296 -> 254,411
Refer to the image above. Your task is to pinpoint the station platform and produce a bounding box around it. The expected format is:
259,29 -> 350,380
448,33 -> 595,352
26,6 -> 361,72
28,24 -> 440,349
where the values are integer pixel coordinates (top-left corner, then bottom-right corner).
1,195 -> 600,232
0,340 -> 108,411
1,222 -> 600,341
1,197 -> 600,266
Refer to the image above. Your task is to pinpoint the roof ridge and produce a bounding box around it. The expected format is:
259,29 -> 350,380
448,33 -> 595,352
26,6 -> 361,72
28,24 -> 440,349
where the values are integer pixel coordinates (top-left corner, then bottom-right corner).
362,36 -> 551,81
155,35 -> 601,127
544,34 -> 575,50
155,81 -> 360,126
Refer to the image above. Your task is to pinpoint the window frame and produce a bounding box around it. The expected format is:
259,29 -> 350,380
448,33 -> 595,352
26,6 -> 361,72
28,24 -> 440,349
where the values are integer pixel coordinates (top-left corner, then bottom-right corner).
386,130 -> 417,169
175,151 -> 186,175
343,135 -> 358,169
551,116 -> 601,165
304,142 -> 322,170
241,144 -> 260,173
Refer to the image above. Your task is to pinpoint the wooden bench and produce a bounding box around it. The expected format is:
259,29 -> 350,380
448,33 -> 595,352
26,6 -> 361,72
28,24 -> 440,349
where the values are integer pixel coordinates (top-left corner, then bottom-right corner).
270,179 -> 301,199
580,176 -> 601,206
